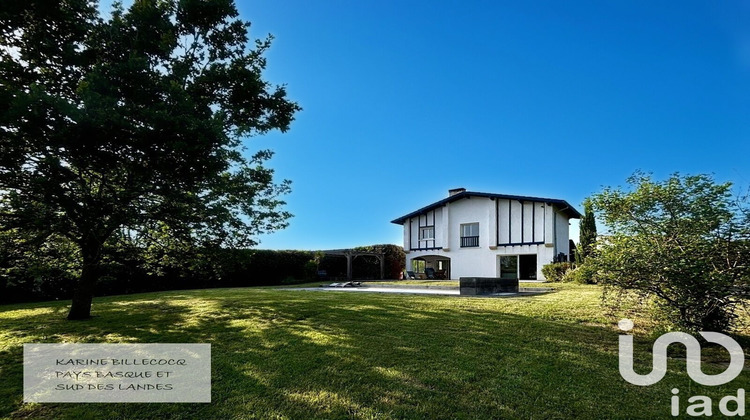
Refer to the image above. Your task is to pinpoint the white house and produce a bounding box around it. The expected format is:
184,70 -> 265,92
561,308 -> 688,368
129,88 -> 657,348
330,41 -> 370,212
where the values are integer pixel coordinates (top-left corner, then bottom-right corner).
391,188 -> 581,281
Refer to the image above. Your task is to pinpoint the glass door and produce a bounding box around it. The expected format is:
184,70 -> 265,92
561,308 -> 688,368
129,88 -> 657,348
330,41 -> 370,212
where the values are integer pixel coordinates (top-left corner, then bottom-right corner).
499,256 -> 518,279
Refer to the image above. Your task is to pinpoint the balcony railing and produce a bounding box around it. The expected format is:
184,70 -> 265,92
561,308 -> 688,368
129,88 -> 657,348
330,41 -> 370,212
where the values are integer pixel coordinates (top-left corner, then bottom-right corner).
460,236 -> 479,247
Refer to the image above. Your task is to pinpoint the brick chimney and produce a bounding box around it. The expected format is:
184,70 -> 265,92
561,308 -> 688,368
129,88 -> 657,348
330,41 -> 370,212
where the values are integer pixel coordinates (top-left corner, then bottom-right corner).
448,188 -> 466,197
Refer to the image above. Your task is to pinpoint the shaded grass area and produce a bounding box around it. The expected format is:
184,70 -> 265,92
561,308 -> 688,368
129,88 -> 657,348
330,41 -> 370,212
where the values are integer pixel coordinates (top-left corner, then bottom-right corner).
1,284 -> 748,419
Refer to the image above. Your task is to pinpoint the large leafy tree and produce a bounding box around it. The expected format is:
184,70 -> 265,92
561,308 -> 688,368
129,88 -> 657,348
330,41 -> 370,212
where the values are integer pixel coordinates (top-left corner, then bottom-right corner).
589,172 -> 750,333
0,0 -> 300,319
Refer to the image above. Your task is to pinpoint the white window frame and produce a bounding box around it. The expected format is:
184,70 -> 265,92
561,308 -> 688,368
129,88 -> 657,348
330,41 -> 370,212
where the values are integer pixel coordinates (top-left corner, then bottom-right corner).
460,222 -> 479,237
419,226 -> 435,241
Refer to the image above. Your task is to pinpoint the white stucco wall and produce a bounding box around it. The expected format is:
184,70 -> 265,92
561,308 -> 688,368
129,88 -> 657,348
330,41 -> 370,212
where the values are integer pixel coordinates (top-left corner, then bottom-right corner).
555,209 -> 570,257
405,207 -> 443,251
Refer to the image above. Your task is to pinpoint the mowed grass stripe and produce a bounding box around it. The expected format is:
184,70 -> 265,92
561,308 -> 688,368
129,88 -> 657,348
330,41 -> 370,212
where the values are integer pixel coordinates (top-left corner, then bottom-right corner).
1,284 -> 748,419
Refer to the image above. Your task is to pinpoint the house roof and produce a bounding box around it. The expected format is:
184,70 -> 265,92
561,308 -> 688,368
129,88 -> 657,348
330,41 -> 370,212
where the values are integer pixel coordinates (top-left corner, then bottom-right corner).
390,191 -> 582,225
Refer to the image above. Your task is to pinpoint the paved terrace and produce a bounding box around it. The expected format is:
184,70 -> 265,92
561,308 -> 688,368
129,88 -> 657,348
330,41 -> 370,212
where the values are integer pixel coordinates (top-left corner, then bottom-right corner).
284,284 -> 552,297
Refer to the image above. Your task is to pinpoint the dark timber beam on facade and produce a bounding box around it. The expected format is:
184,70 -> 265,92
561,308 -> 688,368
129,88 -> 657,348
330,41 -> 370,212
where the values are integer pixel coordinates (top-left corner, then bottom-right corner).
323,249 -> 386,280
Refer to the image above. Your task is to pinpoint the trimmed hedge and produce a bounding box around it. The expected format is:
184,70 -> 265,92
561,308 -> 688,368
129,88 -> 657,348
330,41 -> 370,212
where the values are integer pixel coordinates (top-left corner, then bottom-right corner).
0,245 -> 406,304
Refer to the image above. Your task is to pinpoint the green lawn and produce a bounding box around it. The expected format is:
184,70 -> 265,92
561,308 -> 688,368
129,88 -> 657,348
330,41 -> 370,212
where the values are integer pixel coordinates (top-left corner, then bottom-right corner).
363,280 -> 551,288
1,284 -> 748,419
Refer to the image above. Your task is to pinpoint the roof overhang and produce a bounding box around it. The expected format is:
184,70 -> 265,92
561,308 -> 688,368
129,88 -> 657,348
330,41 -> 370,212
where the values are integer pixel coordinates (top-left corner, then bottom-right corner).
390,191 -> 582,224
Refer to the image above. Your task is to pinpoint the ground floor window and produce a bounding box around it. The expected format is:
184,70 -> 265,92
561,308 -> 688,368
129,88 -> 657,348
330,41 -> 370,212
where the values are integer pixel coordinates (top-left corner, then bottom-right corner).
412,259 -> 426,273
499,256 -> 517,279
498,255 -> 537,280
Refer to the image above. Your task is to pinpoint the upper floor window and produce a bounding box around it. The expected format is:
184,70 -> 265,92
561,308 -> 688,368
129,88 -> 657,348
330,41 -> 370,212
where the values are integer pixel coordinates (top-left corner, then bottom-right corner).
420,226 -> 434,240
460,223 -> 479,247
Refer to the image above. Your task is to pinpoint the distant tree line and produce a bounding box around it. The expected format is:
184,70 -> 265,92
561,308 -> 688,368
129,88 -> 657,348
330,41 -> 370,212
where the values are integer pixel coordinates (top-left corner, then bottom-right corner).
0,237 -> 405,304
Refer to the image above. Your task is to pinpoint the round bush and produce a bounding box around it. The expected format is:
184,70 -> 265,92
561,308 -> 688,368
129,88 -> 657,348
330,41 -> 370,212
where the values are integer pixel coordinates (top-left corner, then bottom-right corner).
541,262 -> 572,282
562,263 -> 598,284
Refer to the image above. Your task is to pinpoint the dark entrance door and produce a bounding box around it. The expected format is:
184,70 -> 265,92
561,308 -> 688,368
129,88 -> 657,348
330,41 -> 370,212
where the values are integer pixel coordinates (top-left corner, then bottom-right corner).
519,255 -> 537,280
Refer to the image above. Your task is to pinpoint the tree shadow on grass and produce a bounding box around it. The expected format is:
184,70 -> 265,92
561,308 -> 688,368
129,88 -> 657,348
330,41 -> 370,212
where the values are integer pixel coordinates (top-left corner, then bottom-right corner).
2,289 -> 749,419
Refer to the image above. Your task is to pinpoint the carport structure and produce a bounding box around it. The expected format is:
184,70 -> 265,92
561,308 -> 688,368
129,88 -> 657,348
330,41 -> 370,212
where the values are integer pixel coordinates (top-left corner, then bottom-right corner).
323,248 -> 385,280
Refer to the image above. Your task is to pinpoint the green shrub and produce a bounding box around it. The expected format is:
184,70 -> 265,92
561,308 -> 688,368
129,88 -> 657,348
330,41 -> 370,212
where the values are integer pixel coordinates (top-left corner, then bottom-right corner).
541,262 -> 572,282
281,276 -> 304,285
562,263 -> 598,284
353,244 -> 406,279
304,260 -> 319,280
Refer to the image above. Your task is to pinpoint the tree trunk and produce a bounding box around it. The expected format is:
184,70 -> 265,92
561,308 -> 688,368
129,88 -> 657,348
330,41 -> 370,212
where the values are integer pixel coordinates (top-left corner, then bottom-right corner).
67,237 -> 102,320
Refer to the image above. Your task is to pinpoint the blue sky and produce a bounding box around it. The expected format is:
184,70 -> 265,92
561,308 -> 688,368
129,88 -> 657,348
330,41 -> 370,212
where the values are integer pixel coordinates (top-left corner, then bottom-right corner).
234,0 -> 750,250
